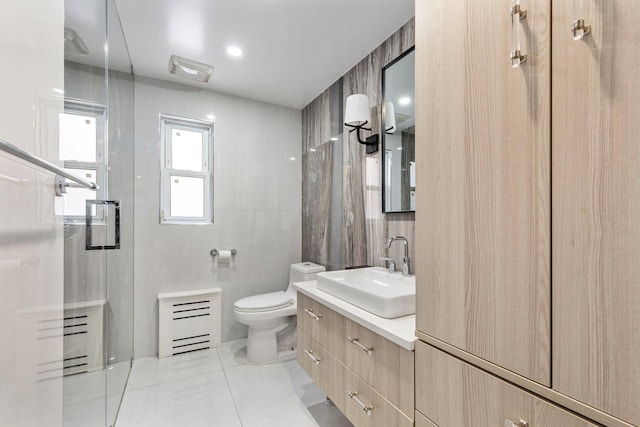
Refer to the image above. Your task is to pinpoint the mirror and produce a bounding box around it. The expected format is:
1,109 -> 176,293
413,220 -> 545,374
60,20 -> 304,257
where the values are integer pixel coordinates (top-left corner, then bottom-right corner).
382,48 -> 415,213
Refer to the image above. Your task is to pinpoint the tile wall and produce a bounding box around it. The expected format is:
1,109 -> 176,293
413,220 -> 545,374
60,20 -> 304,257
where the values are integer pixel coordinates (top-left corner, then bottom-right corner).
0,1 -> 65,425
133,77 -> 302,358
302,18 -> 415,271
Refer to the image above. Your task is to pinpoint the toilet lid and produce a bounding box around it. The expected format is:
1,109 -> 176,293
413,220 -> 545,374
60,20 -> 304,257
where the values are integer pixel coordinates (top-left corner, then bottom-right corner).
234,291 -> 294,312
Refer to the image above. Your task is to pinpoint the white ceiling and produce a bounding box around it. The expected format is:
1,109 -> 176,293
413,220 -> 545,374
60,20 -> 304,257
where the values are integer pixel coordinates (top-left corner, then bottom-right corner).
110,0 -> 414,110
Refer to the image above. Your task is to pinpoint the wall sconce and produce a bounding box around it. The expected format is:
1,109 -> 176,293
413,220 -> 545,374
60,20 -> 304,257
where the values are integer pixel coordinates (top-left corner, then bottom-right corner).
344,94 -> 379,154
384,101 -> 396,134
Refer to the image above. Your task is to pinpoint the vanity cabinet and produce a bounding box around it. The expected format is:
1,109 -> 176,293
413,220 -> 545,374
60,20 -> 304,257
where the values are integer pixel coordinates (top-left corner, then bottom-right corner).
415,0 -> 640,425
297,292 -> 414,427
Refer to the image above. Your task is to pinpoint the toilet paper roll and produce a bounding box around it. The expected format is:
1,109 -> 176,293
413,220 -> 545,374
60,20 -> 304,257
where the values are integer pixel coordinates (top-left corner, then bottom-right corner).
217,250 -> 233,262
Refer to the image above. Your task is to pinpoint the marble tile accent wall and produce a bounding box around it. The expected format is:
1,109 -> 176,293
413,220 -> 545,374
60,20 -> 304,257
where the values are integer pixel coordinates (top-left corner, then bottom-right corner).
302,138 -> 343,270
302,18 -> 415,271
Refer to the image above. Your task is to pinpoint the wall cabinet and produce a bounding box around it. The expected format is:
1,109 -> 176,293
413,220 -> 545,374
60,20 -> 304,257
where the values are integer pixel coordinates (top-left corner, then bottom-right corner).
551,1 -> 640,425
297,292 -> 414,427
415,0 -> 552,386
416,0 -> 639,425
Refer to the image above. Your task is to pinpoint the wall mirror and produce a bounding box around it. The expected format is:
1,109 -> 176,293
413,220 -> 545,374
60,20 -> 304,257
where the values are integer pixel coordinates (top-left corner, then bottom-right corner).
382,47 -> 415,213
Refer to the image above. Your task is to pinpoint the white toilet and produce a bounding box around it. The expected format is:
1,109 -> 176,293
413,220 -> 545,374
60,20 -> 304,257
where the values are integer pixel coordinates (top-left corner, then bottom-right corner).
233,262 -> 325,363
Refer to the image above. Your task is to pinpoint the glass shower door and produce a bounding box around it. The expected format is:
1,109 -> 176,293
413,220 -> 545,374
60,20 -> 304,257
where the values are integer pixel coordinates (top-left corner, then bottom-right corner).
62,0 -> 134,425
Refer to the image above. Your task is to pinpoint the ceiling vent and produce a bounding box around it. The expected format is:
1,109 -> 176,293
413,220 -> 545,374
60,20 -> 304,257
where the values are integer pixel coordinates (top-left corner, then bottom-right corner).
168,55 -> 214,83
64,27 -> 89,56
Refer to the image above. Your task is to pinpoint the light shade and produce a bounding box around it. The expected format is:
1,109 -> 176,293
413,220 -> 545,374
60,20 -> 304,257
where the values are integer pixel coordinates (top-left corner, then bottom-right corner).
344,94 -> 371,126
168,55 -> 214,83
384,101 -> 396,134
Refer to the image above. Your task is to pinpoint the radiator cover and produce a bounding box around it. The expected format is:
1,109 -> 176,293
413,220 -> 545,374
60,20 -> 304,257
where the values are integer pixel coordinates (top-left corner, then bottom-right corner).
158,288 -> 222,358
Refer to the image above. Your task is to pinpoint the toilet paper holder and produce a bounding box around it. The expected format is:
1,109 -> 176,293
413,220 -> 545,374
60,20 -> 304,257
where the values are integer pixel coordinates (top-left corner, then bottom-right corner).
210,248 -> 237,257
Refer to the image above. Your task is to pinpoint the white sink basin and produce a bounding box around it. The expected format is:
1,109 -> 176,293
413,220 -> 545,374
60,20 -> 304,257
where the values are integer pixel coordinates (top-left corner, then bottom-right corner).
316,267 -> 415,318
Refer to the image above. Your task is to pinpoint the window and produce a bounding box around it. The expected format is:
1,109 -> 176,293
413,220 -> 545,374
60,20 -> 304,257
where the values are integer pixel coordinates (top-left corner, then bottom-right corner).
160,114 -> 214,224
58,100 -> 106,222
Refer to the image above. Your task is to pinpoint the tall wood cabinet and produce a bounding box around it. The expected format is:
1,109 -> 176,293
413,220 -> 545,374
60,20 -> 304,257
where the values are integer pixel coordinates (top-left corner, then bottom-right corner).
552,1 -> 640,424
415,0 -> 551,386
415,0 -> 640,425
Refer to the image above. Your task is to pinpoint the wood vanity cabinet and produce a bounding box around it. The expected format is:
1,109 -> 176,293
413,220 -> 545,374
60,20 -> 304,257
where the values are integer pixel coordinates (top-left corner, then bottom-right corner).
415,0 -> 640,425
297,292 -> 414,427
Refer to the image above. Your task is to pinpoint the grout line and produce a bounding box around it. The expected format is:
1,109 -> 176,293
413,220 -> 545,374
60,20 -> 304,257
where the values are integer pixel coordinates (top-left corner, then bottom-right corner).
217,346 -> 245,427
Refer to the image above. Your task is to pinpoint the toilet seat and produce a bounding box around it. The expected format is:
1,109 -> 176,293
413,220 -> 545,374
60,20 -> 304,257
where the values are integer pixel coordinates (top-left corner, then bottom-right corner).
234,291 -> 294,313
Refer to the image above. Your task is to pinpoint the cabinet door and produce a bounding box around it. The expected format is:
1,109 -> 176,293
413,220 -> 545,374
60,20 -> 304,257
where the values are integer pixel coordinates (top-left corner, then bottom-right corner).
416,341 -> 598,427
552,1 -> 640,424
415,0 -> 551,384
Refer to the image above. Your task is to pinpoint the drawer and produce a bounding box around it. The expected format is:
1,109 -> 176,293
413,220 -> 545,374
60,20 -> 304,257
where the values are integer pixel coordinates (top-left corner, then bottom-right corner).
298,292 -> 347,362
317,303 -> 346,362
345,368 -> 413,427
346,318 -> 414,418
297,328 -> 321,383
415,341 -> 598,427
297,328 -> 347,412
297,293 -> 321,337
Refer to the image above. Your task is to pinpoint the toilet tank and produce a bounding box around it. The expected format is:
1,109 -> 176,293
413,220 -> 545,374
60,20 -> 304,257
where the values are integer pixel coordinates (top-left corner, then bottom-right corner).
289,262 -> 325,285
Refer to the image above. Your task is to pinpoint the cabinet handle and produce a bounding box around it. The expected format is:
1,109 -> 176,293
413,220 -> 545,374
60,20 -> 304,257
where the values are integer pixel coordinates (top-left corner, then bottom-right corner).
347,336 -> 374,354
347,391 -> 373,416
505,419 -> 529,427
304,308 -> 322,321
510,0 -> 527,67
304,349 -> 322,364
571,0 -> 590,40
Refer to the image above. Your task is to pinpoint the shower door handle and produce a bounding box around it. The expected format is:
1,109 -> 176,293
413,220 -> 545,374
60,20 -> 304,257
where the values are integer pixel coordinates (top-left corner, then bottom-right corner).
86,200 -> 121,250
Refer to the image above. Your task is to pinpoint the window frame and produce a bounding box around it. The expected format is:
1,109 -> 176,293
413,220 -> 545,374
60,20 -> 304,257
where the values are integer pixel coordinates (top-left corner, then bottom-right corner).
159,114 -> 214,225
59,99 -> 107,223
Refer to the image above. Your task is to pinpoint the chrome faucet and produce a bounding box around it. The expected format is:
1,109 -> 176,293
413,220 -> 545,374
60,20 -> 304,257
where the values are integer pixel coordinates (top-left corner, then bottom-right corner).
385,236 -> 411,276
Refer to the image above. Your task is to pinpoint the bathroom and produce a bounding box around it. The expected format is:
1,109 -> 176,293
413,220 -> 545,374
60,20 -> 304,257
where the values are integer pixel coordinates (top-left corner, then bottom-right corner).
0,0 -> 413,426
2,0 -> 639,427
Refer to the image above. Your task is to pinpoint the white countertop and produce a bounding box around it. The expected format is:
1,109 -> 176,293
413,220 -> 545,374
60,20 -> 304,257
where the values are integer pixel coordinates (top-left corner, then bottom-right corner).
293,280 -> 416,351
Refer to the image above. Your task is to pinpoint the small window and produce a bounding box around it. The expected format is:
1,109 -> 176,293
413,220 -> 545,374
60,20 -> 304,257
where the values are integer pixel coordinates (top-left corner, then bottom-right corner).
160,114 -> 214,224
58,100 -> 106,221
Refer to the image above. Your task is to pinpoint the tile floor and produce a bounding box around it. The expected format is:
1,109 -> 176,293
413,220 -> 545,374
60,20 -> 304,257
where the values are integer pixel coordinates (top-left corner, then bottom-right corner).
114,339 -> 353,427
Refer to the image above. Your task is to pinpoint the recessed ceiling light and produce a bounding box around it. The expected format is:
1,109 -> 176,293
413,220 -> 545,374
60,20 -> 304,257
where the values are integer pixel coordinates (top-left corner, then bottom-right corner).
168,55 -> 214,83
206,114 -> 216,120
289,157 -> 296,161
398,97 -> 411,106
330,137 -> 338,141
53,88 -> 65,95
226,46 -> 243,57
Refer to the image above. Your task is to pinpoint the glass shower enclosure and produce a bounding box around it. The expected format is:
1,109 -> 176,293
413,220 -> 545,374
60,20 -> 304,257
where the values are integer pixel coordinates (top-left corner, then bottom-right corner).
62,0 -> 134,425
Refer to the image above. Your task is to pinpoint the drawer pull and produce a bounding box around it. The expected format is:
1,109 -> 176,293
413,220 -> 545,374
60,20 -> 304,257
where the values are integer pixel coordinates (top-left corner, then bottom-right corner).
347,336 -> 374,354
304,308 -> 322,321
347,391 -> 373,416
505,419 -> 528,427
304,349 -> 322,364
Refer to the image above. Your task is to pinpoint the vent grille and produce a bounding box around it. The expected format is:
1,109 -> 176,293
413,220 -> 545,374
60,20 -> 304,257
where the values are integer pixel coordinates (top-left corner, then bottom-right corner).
19,301 -> 105,382
158,288 -> 222,358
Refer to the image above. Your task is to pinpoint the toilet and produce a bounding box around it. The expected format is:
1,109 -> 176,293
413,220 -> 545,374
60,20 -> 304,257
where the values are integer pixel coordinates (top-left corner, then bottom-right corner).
233,262 -> 325,363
